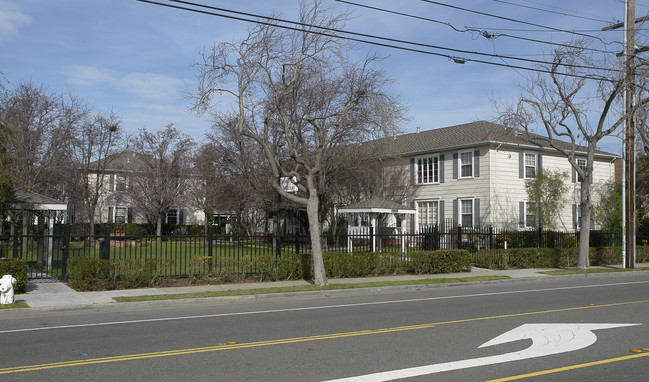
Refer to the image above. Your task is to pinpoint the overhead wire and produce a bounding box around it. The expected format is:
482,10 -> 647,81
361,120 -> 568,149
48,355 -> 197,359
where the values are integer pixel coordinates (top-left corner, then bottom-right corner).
492,0 -> 612,23
418,0 -> 613,45
335,0 -> 613,54
135,0 -> 618,81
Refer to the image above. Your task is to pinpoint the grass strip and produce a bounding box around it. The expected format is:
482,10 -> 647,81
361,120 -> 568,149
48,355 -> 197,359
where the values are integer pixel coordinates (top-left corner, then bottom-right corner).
113,275 -> 510,303
0,302 -> 29,309
540,267 -> 649,276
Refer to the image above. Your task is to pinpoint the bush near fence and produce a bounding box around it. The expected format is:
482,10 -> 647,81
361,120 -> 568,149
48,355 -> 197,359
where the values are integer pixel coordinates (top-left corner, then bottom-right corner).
0,258 -> 28,293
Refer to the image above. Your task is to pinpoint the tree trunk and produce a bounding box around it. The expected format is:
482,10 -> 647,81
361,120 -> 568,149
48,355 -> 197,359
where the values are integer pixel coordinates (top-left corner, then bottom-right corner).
577,179 -> 591,269
156,215 -> 163,244
306,193 -> 328,286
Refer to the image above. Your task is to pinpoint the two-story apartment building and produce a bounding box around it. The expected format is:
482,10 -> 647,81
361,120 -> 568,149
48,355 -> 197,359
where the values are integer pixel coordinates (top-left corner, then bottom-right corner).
373,121 -> 618,232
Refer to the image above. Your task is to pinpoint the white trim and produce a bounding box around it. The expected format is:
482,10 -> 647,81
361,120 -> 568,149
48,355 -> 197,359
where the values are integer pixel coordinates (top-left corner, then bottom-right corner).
523,152 -> 538,179
458,150 -> 474,179
457,197 -> 475,227
415,155 -> 440,184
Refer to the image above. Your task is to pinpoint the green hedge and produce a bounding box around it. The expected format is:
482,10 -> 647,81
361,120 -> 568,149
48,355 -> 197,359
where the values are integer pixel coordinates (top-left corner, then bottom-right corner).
0,258 -> 28,293
474,246 -> 649,270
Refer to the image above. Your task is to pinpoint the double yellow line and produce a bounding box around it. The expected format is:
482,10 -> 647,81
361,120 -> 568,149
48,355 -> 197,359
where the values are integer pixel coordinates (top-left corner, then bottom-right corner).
2,299 -> 648,375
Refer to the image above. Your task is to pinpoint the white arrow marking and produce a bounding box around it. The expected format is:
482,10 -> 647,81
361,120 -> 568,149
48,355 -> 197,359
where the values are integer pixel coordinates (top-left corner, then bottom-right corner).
324,323 -> 640,382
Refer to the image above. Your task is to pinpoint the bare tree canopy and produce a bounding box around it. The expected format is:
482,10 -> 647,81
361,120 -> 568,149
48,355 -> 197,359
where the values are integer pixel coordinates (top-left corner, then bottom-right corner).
497,39 -> 633,268
192,0 -> 407,285
127,124 -> 194,239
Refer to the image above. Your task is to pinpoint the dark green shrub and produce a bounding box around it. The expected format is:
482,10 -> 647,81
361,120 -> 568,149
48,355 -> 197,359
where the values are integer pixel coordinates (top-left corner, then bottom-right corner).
0,258 -> 28,293
408,250 -> 471,274
67,256 -> 113,291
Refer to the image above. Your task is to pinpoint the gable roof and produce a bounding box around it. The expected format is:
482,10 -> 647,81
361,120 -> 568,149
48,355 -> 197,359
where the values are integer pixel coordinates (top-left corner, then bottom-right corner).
88,151 -> 153,172
370,121 -> 617,158
9,190 -> 67,211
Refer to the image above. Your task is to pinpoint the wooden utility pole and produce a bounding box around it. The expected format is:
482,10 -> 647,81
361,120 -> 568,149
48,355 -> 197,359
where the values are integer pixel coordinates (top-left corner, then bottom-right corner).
605,1 -> 637,269
624,0 -> 636,269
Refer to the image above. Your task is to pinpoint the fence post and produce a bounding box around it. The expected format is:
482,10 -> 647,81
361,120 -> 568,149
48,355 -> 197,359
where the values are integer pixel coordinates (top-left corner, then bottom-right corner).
99,225 -> 110,260
62,224 -> 70,281
538,225 -> 543,248
457,225 -> 463,249
488,226 -> 494,250
207,224 -> 213,259
12,222 -> 19,258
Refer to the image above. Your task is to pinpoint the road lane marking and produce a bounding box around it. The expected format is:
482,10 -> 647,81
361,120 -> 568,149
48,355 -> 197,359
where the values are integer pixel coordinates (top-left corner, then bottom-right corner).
324,324 -> 640,381
1,299 -> 648,375
486,351 -> 649,381
3,279 -> 649,334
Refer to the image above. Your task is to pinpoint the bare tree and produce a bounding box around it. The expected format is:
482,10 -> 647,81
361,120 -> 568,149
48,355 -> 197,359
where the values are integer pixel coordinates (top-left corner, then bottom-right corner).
69,111 -> 125,235
127,124 -> 194,240
192,0 -> 405,286
497,41 -> 635,268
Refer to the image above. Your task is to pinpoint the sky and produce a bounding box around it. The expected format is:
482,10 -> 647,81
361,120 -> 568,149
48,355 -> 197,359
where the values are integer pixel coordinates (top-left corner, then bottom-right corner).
1,0 -> 645,155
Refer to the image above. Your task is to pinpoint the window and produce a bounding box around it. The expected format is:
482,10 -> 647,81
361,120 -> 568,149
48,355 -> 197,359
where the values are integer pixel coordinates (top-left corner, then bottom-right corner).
460,151 -> 473,178
417,156 -> 439,184
577,158 -> 586,183
166,209 -> 179,225
417,200 -> 439,228
115,207 -> 127,224
460,199 -> 474,227
524,153 -> 537,178
525,202 -> 537,228
115,175 -> 127,192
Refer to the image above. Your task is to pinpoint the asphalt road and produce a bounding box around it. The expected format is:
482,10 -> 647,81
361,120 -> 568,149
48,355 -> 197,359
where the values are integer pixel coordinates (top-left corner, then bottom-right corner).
1,272 -> 649,381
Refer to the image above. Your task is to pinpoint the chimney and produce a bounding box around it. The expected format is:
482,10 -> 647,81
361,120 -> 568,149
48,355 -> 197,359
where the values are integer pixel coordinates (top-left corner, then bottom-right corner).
416,126 -> 420,133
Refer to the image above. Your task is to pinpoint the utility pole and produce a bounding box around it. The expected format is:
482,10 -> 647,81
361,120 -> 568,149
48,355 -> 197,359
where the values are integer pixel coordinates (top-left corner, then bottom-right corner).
624,0 -> 636,269
604,0 -> 636,269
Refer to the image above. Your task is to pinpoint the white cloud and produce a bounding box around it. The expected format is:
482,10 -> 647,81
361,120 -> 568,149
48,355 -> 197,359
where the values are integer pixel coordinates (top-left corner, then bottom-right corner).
0,0 -> 31,39
118,72 -> 186,101
65,66 -> 114,86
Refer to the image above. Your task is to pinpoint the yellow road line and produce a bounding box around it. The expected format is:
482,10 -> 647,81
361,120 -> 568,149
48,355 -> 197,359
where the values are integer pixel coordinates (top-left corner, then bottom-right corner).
486,351 -> 649,381
2,299 -> 648,375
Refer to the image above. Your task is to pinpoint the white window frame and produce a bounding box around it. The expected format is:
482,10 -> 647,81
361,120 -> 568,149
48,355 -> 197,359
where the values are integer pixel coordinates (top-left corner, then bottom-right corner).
416,156 -> 439,184
458,150 -> 474,179
524,152 -> 538,179
112,205 -> 128,224
524,201 -> 538,228
165,208 -> 180,225
417,200 -> 439,229
458,198 -> 475,227
576,158 -> 587,183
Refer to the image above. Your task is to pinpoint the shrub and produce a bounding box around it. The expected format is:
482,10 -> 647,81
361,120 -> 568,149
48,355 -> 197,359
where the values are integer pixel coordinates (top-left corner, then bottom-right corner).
0,258 -> 28,293
67,256 -> 113,291
408,250 -> 471,274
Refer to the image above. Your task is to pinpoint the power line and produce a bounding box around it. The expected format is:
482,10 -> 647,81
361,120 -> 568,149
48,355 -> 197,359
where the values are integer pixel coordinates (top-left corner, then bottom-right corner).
419,0 -> 612,44
336,0 -> 612,54
136,0 -> 617,80
492,0 -> 611,23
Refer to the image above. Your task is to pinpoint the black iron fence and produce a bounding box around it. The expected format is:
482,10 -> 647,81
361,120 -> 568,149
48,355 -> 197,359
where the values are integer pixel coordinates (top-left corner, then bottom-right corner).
0,224 -> 628,281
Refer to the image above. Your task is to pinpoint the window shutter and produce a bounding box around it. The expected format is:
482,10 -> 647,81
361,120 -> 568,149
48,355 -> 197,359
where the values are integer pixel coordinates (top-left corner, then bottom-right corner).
572,167 -> 577,183
519,152 -> 525,178
572,204 -> 578,230
410,158 -> 415,184
127,208 -> 133,224
108,206 -> 113,224
439,154 -> 445,183
453,153 -> 458,179
474,150 -> 480,177
538,154 -> 543,171
453,199 -> 458,225
179,210 -> 184,225
439,200 -> 445,227
109,174 -> 115,192
519,201 -> 525,228
474,198 -> 480,227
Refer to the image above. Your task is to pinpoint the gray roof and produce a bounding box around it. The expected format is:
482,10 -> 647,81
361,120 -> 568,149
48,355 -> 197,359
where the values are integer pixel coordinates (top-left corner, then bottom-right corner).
338,196 -> 415,214
9,190 -> 67,211
370,121 -> 617,158
88,151 -> 152,171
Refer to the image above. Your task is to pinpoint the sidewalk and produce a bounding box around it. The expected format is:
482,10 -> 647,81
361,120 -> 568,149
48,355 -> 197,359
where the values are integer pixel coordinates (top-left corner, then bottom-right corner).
13,265 -> 646,309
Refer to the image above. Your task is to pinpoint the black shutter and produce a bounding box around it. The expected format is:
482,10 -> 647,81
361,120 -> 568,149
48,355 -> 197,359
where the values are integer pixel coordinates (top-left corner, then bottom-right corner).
474,198 -> 480,227
519,152 -> 525,178
519,201 -> 525,228
474,150 -> 480,177
439,154 -> 445,183
453,153 -> 458,179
